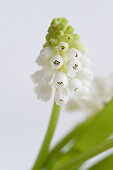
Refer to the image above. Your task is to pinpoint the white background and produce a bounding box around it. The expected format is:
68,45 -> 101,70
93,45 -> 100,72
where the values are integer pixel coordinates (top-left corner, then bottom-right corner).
0,0 -> 113,170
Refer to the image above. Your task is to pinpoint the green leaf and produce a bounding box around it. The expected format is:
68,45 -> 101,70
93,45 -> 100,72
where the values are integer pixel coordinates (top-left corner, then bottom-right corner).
88,154 -> 113,170
74,99 -> 113,152
53,138 -> 113,170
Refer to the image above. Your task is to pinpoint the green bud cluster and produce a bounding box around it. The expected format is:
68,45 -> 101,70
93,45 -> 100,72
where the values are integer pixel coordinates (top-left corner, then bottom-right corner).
43,17 -> 82,50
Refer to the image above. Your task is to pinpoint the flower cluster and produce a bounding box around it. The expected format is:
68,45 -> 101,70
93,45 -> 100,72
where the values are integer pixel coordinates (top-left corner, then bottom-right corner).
32,17 -> 93,107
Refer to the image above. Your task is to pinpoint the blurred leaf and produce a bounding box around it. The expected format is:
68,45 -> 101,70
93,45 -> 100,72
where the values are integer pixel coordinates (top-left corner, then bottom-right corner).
88,153 -> 113,170
53,138 -> 113,170
42,151 -> 63,170
73,99 -> 113,152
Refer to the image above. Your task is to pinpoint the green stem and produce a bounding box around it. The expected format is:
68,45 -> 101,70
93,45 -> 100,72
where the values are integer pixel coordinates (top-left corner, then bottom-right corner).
45,126 -> 77,163
32,101 -> 61,170
56,138 -> 113,170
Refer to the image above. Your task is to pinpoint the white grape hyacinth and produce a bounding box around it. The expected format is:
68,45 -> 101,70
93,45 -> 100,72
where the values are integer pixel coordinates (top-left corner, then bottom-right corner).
31,42 -> 93,107
31,18 -> 93,107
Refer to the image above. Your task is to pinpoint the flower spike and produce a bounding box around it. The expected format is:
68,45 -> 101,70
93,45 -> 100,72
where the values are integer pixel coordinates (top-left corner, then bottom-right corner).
32,17 -> 93,106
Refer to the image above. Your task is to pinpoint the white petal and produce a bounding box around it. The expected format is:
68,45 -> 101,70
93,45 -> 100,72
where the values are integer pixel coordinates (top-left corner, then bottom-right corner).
31,70 -> 42,84
80,55 -> 91,68
35,47 -> 53,66
69,78 -> 83,95
35,56 -> 46,66
42,67 -> 54,83
40,47 -> 53,59
50,55 -> 63,69
55,89 -> 68,107
31,67 -> 54,84
77,68 -> 93,82
83,80 -> 92,87
35,84 -> 52,102
53,71 -> 68,88
77,86 -> 90,100
67,48 -> 81,60
81,44 -> 89,55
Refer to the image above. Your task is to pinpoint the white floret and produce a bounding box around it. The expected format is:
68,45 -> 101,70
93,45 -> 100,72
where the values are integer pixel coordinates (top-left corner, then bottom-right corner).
55,89 -> 68,107
67,48 -> 81,60
77,68 -> 93,82
31,66 -> 54,84
56,42 -> 68,52
35,56 -> 46,66
77,86 -> 90,100
35,83 -> 52,102
35,47 -> 53,66
80,55 -> 91,68
53,71 -> 68,88
40,47 -> 53,59
67,59 -> 82,77
69,78 -> 83,95
50,55 -> 63,69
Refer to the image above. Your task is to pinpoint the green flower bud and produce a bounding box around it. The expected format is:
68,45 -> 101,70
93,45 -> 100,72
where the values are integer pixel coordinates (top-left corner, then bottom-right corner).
73,34 -> 80,40
55,30 -> 64,38
65,26 -> 74,34
62,34 -> 73,44
62,17 -> 68,24
48,38 -> 58,47
46,34 -> 51,41
45,18 -> 82,49
57,18 -> 62,23
48,26 -> 55,33
70,40 -> 82,50
56,22 -> 67,31
51,18 -> 59,27
43,42 -> 48,48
